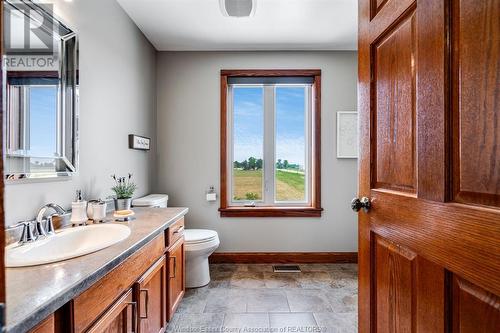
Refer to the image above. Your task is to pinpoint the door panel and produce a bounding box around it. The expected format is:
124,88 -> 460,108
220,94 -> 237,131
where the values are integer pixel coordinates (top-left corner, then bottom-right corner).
374,236 -> 416,332
372,9 -> 416,193
358,0 -> 500,332
371,0 -> 390,18
452,277 -> 500,332
373,236 -> 448,332
451,0 -> 500,207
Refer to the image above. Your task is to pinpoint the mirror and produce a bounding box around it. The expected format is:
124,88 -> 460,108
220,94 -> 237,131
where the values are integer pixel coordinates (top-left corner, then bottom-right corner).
3,0 -> 79,180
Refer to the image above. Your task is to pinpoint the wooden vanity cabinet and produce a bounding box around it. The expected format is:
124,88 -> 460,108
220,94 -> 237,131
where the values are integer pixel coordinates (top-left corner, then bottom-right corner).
134,256 -> 167,333
167,238 -> 185,321
86,289 -> 135,333
71,235 -> 165,332
30,217 -> 186,333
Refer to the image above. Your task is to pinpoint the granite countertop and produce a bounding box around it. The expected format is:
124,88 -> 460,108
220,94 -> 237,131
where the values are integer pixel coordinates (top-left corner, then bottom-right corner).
5,207 -> 189,333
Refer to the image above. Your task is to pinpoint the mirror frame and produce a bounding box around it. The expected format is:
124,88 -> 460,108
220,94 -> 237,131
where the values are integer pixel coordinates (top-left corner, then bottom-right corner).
3,0 -> 79,181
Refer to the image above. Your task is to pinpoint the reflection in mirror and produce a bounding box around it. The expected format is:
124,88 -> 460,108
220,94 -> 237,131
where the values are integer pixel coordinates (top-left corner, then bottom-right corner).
3,0 -> 79,180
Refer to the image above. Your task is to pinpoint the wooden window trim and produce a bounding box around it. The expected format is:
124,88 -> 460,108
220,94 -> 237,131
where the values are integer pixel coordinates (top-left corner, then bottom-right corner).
219,69 -> 322,218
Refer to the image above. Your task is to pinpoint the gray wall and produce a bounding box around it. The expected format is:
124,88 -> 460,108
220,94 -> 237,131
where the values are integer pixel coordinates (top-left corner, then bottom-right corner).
4,0 -> 157,225
156,52 -> 358,252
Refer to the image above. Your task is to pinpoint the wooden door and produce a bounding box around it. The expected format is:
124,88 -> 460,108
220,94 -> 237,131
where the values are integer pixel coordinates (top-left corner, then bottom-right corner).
86,289 -> 136,333
358,0 -> 500,332
135,256 -> 167,333
167,239 -> 185,321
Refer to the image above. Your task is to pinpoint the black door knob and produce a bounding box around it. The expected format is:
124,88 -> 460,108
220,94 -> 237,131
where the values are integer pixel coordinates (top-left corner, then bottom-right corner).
351,197 -> 371,213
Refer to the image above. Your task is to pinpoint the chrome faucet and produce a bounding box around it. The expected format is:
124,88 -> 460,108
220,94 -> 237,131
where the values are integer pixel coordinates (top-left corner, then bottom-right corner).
6,204 -> 67,246
35,203 -> 67,238
7,221 -> 36,245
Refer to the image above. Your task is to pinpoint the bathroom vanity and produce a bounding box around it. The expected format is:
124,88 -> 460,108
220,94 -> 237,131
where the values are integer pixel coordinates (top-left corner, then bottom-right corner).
6,207 -> 188,333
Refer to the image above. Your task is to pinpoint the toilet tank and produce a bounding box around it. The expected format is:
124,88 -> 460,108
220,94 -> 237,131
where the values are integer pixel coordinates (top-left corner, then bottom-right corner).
132,194 -> 169,208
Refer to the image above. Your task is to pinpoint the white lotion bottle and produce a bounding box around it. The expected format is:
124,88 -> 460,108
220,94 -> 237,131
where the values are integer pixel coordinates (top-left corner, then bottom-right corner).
70,190 -> 88,225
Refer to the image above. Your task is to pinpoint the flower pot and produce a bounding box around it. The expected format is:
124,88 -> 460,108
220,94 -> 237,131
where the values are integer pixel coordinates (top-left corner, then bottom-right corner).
114,198 -> 132,211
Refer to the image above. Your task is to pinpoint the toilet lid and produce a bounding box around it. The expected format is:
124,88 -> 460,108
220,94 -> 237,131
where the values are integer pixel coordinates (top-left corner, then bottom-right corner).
184,229 -> 218,244
132,194 -> 168,207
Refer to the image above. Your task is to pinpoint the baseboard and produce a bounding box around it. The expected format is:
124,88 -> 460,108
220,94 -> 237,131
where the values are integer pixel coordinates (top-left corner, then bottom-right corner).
209,252 -> 358,264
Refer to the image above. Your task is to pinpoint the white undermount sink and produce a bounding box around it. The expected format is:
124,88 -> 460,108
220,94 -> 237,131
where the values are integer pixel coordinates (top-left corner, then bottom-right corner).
5,224 -> 131,268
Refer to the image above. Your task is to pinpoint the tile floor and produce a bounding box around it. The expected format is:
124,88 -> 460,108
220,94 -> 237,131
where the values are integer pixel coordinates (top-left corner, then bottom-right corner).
167,264 -> 358,333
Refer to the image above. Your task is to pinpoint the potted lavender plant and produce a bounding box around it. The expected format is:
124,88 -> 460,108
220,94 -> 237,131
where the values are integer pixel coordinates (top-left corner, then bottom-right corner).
111,174 -> 138,211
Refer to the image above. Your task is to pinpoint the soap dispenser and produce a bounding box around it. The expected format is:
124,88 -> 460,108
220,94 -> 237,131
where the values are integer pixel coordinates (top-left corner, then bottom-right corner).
70,190 -> 88,225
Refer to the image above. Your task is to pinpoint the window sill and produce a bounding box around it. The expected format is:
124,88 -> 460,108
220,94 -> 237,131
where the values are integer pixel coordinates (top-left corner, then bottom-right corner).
219,207 -> 323,217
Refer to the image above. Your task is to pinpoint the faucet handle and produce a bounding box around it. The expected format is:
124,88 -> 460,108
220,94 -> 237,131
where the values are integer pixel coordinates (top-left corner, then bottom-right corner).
46,214 -> 57,235
35,214 -> 61,238
20,222 -> 36,244
35,219 -> 48,239
7,221 -> 36,245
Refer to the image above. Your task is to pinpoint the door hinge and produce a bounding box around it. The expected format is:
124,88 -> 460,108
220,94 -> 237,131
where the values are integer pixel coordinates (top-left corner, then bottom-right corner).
0,303 -> 5,332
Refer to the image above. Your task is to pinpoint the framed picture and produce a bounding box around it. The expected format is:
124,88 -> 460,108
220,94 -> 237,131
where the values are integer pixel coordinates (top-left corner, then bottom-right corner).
337,111 -> 358,158
128,134 -> 151,151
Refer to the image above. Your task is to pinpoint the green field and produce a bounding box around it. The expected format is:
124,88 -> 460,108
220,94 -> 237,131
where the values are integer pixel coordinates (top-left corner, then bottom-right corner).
233,169 -> 305,201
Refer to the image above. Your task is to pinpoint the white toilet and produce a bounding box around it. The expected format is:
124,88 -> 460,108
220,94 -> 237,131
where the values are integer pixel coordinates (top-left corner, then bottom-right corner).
132,194 -> 169,208
184,229 -> 220,288
133,194 -> 220,288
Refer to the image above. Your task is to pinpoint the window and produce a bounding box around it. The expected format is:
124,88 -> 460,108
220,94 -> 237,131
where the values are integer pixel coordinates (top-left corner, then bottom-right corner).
6,74 -> 60,158
5,73 -> 62,176
7,85 -> 58,156
220,70 -> 322,217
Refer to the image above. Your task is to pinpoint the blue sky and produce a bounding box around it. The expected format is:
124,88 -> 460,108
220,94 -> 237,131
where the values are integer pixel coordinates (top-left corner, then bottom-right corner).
29,87 -> 57,156
233,86 -> 305,166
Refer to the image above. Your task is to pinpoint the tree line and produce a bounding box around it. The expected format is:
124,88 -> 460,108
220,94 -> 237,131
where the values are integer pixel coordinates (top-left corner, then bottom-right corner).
234,157 -> 263,170
234,157 -> 300,170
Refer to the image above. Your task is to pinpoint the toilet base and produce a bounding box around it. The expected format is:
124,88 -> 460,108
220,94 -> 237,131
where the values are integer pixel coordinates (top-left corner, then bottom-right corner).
186,255 -> 211,288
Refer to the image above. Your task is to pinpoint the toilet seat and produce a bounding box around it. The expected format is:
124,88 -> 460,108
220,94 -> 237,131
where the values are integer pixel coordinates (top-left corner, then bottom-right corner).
185,229 -> 218,245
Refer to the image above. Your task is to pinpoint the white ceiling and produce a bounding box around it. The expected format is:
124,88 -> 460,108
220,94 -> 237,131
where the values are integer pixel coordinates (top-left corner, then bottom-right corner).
116,0 -> 358,51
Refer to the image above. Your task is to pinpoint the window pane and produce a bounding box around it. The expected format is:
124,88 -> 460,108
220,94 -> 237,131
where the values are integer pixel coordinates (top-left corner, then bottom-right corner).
232,87 -> 264,201
275,86 -> 306,202
29,86 -> 58,156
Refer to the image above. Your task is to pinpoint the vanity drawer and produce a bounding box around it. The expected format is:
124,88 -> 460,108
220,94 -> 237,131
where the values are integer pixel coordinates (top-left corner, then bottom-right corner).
167,218 -> 184,248
72,234 -> 165,333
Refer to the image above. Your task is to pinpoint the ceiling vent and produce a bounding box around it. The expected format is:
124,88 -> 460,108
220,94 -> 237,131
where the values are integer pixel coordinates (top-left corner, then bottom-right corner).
220,0 -> 256,17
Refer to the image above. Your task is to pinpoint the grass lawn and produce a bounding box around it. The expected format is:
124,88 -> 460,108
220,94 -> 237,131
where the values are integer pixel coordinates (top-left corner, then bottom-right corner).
232,169 -> 305,201
276,170 -> 305,201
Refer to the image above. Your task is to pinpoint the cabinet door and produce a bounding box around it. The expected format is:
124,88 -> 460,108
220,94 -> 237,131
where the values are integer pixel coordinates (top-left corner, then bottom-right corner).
134,256 -> 167,333
167,238 -> 185,321
86,289 -> 136,333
